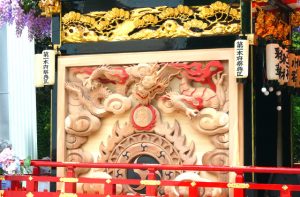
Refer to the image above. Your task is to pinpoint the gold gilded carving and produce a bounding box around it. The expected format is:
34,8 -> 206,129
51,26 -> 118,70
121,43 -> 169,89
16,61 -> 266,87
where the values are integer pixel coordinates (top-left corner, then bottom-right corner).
227,183 -> 249,189
0,176 -> 4,180
38,0 -> 61,17
255,8 -> 290,42
0,191 -> 4,197
61,1 -> 240,42
59,178 -> 79,183
59,193 -> 78,197
140,180 -> 161,186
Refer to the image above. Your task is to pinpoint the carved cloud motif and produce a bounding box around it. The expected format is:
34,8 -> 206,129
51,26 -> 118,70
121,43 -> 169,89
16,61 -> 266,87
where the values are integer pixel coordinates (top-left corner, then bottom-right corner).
192,108 -> 229,136
63,61 -> 231,196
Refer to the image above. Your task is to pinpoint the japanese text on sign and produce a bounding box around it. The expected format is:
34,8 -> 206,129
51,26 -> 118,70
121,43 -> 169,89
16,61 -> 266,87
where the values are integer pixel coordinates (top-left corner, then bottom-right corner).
288,53 -> 298,87
43,51 -> 50,84
234,39 -> 249,78
274,46 -> 289,85
42,50 -> 55,85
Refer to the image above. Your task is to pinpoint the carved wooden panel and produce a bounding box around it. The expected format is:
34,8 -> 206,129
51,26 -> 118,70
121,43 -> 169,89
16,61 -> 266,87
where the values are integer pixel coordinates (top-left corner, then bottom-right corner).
57,49 -> 243,196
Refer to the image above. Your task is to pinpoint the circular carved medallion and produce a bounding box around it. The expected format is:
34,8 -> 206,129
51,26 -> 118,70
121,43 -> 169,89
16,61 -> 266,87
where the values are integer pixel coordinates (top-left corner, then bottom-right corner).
127,155 -> 162,194
103,133 -> 183,194
131,104 -> 156,130
99,120 -> 197,195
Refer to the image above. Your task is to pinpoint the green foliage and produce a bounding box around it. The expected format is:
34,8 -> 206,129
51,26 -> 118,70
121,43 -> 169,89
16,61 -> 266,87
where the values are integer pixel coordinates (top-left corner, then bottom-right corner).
292,95 -> 300,163
35,37 -> 51,53
36,86 -> 51,159
21,156 -> 32,174
21,0 -> 37,13
292,30 -> 300,49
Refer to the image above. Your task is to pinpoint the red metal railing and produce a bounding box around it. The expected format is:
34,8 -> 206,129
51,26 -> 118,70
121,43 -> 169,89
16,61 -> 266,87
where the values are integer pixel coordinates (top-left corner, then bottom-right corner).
0,161 -> 300,196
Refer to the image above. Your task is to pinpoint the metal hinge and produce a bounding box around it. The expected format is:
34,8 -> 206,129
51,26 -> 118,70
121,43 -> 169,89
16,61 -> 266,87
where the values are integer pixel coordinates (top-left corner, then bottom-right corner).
246,34 -> 256,45
53,44 -> 61,55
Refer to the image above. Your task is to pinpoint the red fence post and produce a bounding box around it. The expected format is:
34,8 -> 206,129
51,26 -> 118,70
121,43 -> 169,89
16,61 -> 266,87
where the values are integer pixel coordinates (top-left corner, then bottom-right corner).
189,182 -> 199,197
11,180 -> 21,191
280,185 -> 291,197
26,167 -> 40,192
104,179 -> 115,195
64,166 -> 76,193
145,168 -> 158,196
26,176 -> 36,192
234,173 -> 245,197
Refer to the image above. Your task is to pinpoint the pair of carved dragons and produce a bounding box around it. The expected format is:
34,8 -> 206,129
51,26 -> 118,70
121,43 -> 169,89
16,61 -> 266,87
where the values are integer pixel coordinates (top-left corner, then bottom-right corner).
64,61 -> 229,196
68,62 -> 227,117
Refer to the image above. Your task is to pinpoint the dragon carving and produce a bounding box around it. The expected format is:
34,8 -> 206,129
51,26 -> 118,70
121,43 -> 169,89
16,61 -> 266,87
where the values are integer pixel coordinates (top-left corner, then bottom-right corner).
158,61 -> 227,119
80,61 -> 227,118
65,60 -> 229,196
83,63 -> 181,105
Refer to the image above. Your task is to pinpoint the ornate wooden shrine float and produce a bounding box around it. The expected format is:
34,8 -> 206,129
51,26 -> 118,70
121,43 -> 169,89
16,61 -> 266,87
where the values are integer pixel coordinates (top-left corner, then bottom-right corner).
54,0 -> 242,196
1,0 -> 300,196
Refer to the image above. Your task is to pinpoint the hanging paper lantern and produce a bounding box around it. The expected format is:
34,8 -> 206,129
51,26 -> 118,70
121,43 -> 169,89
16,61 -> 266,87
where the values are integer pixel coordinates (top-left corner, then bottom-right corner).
234,39 -> 249,79
42,49 -> 56,85
266,43 -> 288,83
277,46 -> 289,85
34,54 -> 44,87
266,43 -> 280,80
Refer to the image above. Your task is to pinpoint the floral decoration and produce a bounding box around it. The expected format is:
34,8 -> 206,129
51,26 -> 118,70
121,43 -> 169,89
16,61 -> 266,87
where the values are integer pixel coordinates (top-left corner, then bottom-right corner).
0,0 -> 51,40
0,148 -> 20,175
0,140 -> 31,175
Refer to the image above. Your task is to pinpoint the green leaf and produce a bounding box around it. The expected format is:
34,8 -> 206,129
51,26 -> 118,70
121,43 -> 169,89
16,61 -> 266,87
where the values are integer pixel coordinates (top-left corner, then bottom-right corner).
24,156 -> 31,168
21,0 -> 38,14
